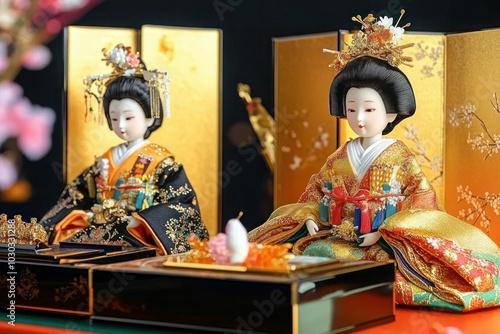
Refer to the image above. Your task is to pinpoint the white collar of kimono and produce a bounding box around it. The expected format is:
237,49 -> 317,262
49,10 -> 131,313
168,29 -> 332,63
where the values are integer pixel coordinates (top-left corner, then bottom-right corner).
112,140 -> 150,166
347,137 -> 396,180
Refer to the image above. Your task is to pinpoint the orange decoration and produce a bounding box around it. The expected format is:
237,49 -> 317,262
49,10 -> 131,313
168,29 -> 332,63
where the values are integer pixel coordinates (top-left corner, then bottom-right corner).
243,243 -> 292,269
184,234 -> 214,264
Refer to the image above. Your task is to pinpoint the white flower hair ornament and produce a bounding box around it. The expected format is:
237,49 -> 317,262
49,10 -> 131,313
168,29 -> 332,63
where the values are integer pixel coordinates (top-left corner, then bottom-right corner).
103,43 -> 142,76
83,43 -> 171,123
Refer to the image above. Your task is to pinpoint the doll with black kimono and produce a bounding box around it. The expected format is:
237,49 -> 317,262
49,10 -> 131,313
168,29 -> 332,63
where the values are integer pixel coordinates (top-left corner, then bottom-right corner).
40,44 -> 209,255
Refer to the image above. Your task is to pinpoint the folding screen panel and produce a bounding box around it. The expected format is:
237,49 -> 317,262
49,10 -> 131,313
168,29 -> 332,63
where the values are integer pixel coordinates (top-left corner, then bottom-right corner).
273,32 -> 339,208
445,29 -> 500,244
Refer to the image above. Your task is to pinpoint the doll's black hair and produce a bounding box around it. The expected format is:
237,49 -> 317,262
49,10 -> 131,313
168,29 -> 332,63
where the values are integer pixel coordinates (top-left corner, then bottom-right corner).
103,72 -> 163,139
329,56 -> 416,135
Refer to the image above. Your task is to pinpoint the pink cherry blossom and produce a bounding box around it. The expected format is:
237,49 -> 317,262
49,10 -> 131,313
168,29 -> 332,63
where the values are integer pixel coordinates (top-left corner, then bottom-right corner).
17,104 -> 55,160
0,156 -> 18,190
38,0 -> 62,14
21,45 -> 52,70
0,81 -> 24,109
0,82 -> 26,144
0,81 -> 55,160
12,0 -> 31,10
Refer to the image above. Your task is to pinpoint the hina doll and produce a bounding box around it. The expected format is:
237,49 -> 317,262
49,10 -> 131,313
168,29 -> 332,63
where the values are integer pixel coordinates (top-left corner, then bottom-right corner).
40,44 -> 209,255
248,12 -> 500,312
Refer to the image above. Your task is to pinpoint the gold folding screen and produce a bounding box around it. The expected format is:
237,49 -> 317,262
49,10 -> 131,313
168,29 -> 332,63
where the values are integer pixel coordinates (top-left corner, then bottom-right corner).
445,30 -> 500,244
273,32 -> 339,208
65,26 -> 221,236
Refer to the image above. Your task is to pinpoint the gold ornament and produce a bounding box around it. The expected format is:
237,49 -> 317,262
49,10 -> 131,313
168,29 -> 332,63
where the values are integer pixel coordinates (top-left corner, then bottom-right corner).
0,214 -> 48,244
324,9 -> 413,71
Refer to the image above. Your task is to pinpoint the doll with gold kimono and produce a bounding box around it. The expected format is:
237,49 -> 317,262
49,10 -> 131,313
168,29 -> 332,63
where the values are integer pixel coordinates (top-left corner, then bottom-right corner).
248,12 -> 500,312
39,44 -> 209,255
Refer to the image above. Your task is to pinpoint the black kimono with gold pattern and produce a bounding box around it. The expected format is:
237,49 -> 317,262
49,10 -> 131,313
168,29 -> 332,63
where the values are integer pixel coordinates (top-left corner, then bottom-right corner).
39,143 -> 209,255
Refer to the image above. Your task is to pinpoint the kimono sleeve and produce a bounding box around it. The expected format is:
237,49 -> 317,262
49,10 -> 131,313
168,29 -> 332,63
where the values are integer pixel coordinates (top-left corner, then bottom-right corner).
128,157 -> 209,255
39,163 -> 99,242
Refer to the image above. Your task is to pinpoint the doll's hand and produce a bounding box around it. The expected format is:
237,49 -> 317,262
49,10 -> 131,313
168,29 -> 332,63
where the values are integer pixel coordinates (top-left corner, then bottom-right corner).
306,219 -> 319,236
127,215 -> 140,228
358,231 -> 381,247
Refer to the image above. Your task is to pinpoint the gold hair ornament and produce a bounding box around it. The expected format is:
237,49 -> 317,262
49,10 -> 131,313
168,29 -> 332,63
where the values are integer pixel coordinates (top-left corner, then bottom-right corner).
324,10 -> 413,71
83,43 -> 171,123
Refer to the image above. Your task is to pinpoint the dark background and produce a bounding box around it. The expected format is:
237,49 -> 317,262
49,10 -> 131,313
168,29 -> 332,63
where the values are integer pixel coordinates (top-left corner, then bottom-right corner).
2,0 -> 498,232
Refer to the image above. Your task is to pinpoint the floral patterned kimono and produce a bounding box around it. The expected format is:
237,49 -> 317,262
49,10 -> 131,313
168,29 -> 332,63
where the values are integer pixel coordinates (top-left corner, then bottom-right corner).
248,138 -> 500,312
40,142 -> 209,255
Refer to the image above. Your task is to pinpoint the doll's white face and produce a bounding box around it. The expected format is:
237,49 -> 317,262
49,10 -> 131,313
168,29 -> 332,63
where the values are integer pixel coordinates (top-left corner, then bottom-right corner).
345,87 -> 397,139
109,98 -> 154,145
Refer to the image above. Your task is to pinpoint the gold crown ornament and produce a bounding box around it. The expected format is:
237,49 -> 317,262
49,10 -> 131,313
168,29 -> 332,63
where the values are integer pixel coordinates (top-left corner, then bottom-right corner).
324,10 -> 413,71
0,214 -> 48,245
83,43 -> 171,123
